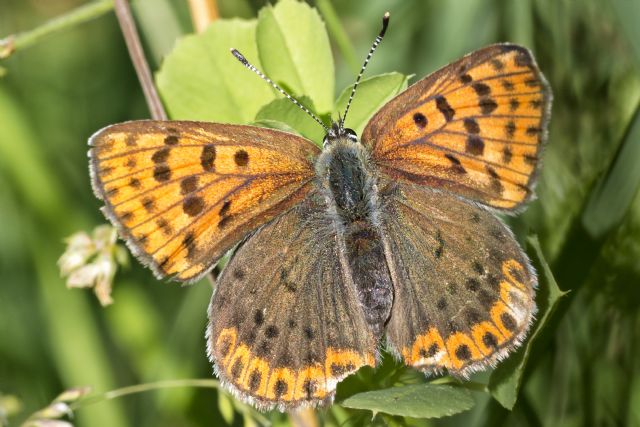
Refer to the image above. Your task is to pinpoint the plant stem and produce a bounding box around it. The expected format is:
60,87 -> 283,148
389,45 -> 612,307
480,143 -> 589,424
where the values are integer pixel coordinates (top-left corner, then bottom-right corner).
188,0 -> 219,33
113,0 -> 167,120
70,379 -> 220,409
0,0 -> 114,59
289,408 -> 320,427
68,379 -> 271,426
315,0 -> 358,74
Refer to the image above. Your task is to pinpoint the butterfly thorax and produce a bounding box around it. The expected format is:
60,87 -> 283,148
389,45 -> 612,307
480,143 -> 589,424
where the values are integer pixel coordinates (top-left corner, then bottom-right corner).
316,137 -> 393,337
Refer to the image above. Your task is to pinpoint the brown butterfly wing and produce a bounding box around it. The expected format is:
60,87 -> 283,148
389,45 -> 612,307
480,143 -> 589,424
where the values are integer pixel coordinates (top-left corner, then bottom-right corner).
381,181 -> 536,376
207,193 -> 377,410
363,44 -> 552,211
89,121 -> 319,282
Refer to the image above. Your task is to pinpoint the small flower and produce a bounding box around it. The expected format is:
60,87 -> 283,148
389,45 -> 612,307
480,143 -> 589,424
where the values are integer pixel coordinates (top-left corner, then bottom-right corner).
0,36 -> 15,59
0,393 -> 21,427
22,420 -> 74,427
57,232 -> 93,276
20,386 -> 92,427
54,387 -> 92,403
58,225 -> 128,306
32,403 -> 71,421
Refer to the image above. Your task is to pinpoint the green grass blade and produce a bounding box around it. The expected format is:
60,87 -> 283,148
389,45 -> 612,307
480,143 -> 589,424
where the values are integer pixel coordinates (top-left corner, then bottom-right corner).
583,101 -> 640,238
488,236 -> 568,409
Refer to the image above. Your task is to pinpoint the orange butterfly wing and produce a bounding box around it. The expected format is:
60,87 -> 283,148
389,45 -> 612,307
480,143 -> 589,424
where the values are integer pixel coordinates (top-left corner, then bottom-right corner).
89,121 -> 319,282
362,44 -> 552,210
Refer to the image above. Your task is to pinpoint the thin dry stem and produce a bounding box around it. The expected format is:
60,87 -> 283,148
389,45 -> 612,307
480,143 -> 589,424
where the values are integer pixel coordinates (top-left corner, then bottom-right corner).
289,408 -> 320,427
112,0 -> 167,120
188,0 -> 219,33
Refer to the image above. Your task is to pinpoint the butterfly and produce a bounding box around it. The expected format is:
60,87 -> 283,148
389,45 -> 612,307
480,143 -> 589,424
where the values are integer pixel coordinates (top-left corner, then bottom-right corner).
89,13 -> 551,411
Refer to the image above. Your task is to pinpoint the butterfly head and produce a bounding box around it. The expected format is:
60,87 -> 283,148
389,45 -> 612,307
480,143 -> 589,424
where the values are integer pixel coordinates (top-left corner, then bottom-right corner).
323,120 -> 358,147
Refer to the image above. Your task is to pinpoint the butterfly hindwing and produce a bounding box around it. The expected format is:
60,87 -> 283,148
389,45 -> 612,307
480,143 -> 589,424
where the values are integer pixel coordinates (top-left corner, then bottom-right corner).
89,120 -> 319,282
207,193 -> 377,410
363,44 -> 552,211
380,180 -> 536,375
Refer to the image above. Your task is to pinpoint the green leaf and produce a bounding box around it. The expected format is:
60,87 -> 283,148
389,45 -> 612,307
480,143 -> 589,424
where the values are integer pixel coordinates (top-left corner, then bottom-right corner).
334,72 -> 410,136
217,392 -> 235,425
251,119 -> 301,136
340,383 -> 475,418
256,0 -> 334,114
254,95 -> 325,145
582,102 -> 640,239
156,19 -> 274,123
488,236 -> 568,409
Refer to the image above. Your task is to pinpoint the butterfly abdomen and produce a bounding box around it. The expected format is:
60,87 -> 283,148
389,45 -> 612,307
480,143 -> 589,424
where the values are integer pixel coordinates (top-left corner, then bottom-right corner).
344,221 -> 392,337
317,141 -> 393,337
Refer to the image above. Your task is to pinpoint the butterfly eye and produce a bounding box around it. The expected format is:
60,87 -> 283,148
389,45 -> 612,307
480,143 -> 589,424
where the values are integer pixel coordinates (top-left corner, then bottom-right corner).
322,134 -> 330,146
345,128 -> 358,142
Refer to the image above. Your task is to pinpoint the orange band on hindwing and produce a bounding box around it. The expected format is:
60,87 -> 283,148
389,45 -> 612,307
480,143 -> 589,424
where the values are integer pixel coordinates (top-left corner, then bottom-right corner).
212,327 -> 374,405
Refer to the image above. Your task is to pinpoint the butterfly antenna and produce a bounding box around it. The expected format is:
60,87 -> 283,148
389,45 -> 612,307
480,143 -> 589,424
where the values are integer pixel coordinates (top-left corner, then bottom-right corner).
230,48 -> 329,132
342,12 -> 390,125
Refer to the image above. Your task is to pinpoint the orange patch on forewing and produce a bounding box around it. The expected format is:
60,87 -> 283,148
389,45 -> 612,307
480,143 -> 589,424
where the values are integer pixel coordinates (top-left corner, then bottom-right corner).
363,45 -> 549,211
294,365 -> 326,401
216,328 -> 237,365
90,121 -> 320,282
405,327 -> 450,368
471,321 -> 506,355
409,132 -> 534,186
266,367 -> 295,401
445,332 -> 482,369
379,143 -> 529,210
179,262 -> 207,280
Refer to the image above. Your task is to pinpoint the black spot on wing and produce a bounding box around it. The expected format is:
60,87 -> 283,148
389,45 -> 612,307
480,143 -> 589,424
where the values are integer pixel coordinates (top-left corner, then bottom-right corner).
466,136 -> 485,156
183,196 -> 204,216
479,98 -> 498,115
164,135 -> 179,145
455,344 -> 472,361
151,147 -> 170,163
201,144 -> 216,171
444,154 -> 466,174
435,96 -> 455,121
153,164 -> 171,182
234,150 -> 249,167
472,82 -> 491,96
180,176 -> 198,195
463,118 -> 480,134
183,231 -> 197,260
413,112 -> 428,128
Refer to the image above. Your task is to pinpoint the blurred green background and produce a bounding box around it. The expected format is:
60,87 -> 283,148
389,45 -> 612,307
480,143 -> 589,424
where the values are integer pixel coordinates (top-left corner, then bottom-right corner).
1,0 -> 640,426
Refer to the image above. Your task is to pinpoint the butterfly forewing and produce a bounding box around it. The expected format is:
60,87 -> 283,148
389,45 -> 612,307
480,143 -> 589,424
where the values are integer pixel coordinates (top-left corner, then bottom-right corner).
89,121 -> 319,282
380,181 -> 536,375
363,44 -> 551,211
207,194 -> 377,410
